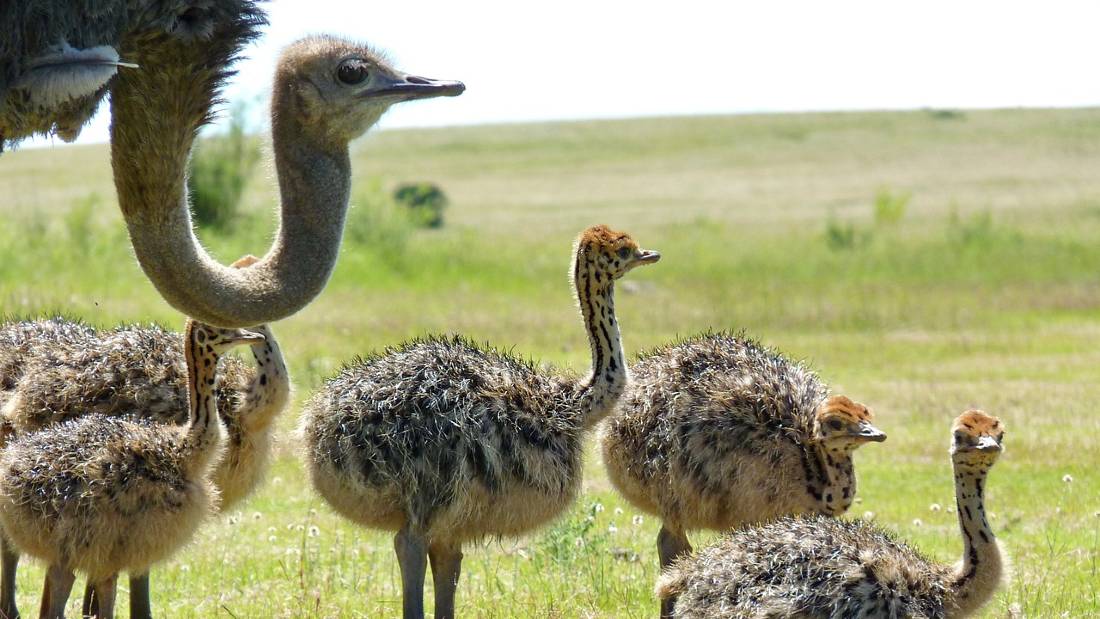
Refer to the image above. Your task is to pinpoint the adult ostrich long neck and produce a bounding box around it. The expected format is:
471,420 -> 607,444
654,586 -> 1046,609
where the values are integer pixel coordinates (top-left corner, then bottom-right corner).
947,410 -> 1004,617
111,35 -> 462,327
570,226 -> 660,429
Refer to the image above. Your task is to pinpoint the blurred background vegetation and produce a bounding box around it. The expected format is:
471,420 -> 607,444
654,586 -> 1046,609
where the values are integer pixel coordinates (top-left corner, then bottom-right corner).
0,109 -> 1098,616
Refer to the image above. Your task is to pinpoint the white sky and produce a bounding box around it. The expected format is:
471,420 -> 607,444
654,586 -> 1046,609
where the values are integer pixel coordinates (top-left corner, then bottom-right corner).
25,0 -> 1100,147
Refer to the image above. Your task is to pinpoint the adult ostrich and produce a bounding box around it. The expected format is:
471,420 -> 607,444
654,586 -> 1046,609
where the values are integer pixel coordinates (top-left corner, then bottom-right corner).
1,2 -> 463,327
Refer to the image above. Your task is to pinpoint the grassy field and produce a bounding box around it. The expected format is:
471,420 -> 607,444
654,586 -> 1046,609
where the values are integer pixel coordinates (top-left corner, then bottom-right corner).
1,108 -> 1099,617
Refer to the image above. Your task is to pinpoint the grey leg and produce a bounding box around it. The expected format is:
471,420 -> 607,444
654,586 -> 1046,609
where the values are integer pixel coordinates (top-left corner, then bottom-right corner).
88,577 -> 116,619
427,542 -> 463,619
40,565 -> 75,619
657,525 -> 692,619
1,537 -> 20,619
80,584 -> 96,618
128,572 -> 151,619
394,526 -> 428,619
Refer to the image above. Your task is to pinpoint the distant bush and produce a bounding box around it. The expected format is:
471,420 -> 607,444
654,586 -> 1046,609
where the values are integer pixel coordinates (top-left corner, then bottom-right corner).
925,108 -> 965,121
64,193 -> 99,256
824,214 -> 869,251
393,182 -> 448,228
188,105 -> 260,230
948,208 -> 997,247
873,188 -> 909,227
345,180 -> 414,260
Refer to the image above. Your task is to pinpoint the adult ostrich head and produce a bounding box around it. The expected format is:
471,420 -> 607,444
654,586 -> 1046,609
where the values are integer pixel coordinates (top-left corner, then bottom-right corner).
3,3 -> 464,327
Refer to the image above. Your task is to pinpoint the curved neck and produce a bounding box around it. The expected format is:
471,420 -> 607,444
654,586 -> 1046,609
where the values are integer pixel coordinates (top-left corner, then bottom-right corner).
809,444 -> 857,515
572,261 -> 626,429
183,328 -> 222,458
108,37 -> 352,327
949,462 -> 1002,616
237,325 -> 291,433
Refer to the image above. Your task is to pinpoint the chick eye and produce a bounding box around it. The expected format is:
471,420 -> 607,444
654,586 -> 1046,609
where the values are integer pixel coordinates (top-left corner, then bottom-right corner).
337,60 -> 369,85
827,419 -> 845,431
617,247 -> 632,260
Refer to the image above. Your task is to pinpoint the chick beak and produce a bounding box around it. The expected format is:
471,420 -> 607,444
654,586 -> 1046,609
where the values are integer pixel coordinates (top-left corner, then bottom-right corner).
855,422 -> 887,442
634,249 -> 661,266
975,435 -> 1001,453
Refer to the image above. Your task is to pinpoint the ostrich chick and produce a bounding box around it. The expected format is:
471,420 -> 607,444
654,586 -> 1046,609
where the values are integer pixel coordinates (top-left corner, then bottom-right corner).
0,321 -> 263,619
0,317 -> 94,407
301,225 -> 660,619
601,333 -> 885,617
658,409 -> 1006,619
0,257 -> 290,619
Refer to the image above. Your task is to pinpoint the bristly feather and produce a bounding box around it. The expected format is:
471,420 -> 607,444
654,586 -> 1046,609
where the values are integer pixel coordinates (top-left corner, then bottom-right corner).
658,515 -> 954,619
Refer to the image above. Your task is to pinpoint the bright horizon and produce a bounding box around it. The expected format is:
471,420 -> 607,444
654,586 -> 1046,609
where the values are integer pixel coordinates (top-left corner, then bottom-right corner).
22,0 -> 1100,148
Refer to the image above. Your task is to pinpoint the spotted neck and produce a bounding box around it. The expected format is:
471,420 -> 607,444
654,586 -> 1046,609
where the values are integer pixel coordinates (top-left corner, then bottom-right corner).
949,461 -> 1002,617
183,323 -> 226,469
808,443 -> 858,516
237,325 -> 290,434
572,255 -> 627,430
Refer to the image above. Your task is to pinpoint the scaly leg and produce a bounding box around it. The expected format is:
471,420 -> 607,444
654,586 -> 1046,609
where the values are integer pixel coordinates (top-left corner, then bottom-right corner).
128,572 -> 151,619
427,542 -> 463,619
80,584 -> 96,618
657,524 -> 692,619
1,537 -> 20,619
88,576 -> 116,619
394,525 -> 428,619
40,565 -> 75,619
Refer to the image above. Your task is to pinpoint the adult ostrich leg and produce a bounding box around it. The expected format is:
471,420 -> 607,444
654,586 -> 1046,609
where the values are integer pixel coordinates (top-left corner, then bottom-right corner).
111,32 -> 463,327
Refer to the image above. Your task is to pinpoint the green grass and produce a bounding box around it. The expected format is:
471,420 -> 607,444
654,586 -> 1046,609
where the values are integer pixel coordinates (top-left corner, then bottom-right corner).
2,108 -> 1100,616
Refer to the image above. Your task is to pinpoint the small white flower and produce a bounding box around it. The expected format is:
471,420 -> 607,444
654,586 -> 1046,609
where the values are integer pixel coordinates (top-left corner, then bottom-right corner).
252,512 -> 262,521
947,506 -> 955,514
912,519 -> 923,527
632,515 -> 644,526
179,564 -> 191,573
989,512 -> 997,521
267,526 -> 277,534
309,509 -> 318,517
614,507 -> 624,516
272,477 -> 284,486
862,511 -> 875,521
227,515 -> 240,526
574,537 -> 585,548
295,524 -> 305,532
267,535 -> 277,543
853,497 -> 863,504
593,503 -> 605,513
308,526 -> 320,538
1062,474 -> 1074,484
929,503 -> 942,512
608,524 -> 618,534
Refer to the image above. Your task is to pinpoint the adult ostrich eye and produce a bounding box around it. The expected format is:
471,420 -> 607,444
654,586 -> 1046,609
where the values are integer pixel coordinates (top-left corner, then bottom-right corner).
337,60 -> 369,85
617,247 -> 632,260
827,418 -> 845,431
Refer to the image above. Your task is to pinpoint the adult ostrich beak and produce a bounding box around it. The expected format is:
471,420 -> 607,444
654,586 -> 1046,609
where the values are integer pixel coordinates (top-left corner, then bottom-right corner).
372,74 -> 465,100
